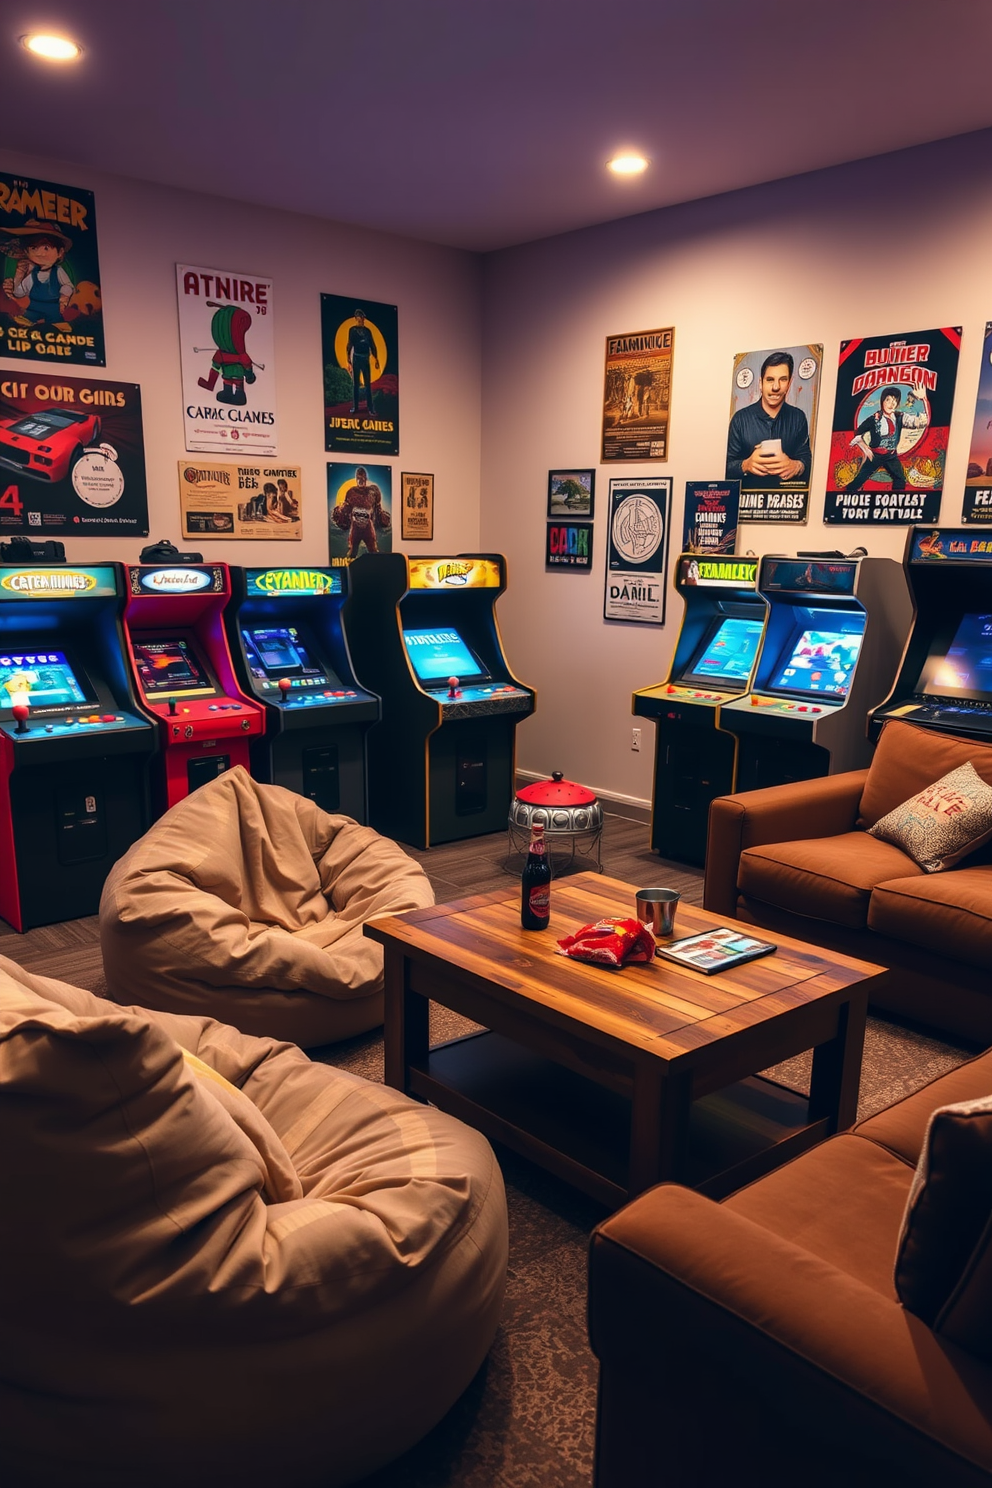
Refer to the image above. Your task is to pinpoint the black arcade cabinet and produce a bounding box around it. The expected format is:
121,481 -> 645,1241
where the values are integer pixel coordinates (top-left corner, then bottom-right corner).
721,553 -> 911,791
345,553 -> 535,847
633,554 -> 766,865
872,527 -> 992,742
226,564 -> 379,819
0,562 -> 155,930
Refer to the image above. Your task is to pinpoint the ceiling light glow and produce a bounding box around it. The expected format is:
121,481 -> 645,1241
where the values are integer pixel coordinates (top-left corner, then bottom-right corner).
21,33 -> 82,61
608,154 -> 649,177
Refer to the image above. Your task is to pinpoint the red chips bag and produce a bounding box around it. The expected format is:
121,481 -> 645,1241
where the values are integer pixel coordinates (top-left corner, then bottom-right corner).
556,916 -> 656,968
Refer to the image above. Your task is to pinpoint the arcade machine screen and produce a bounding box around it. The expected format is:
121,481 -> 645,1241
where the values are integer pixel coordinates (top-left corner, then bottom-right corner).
242,626 -> 343,694
917,613 -> 992,700
0,649 -> 91,711
682,616 -> 765,687
132,638 -> 217,700
767,609 -> 866,699
403,628 -> 489,686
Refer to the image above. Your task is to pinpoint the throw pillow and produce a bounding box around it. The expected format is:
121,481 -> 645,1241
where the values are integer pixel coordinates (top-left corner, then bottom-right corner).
867,761 -> 992,872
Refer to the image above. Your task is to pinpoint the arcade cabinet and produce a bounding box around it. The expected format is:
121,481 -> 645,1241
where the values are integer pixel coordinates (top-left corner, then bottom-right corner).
344,553 -> 535,847
121,562 -> 264,811
721,553 -> 911,791
871,526 -> 992,743
225,565 -> 379,819
0,562 -> 155,930
633,554 -> 766,865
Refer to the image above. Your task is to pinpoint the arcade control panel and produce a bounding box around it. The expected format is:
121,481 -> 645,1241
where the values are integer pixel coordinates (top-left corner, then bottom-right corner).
154,695 -> 257,744
635,682 -> 735,709
424,679 -> 532,718
1,707 -> 147,741
743,695 -> 834,716
261,678 -> 372,710
882,698 -> 992,735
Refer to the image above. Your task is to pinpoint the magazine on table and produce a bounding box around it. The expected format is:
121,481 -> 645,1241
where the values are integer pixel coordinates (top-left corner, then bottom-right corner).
654,927 -> 777,974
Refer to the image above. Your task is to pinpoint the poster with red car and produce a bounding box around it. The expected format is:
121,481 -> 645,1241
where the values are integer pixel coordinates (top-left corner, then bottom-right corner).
0,371 -> 148,536
177,264 -> 277,455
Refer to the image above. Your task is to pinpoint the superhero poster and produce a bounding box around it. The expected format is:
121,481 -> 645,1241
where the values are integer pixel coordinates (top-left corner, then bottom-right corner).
601,327 -> 674,462
176,265 -> 277,456
0,172 -> 105,366
823,327 -> 961,525
321,295 -> 399,457
726,344 -> 822,523
960,322 -> 992,523
327,462 -> 392,566
0,372 -> 147,537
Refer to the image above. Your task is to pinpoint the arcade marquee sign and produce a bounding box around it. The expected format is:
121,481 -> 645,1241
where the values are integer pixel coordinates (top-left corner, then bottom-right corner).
0,565 -> 117,598
245,568 -> 342,596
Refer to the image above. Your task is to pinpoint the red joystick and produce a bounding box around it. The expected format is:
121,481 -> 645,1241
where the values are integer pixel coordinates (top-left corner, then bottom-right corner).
12,702 -> 29,734
278,677 -> 292,701
448,675 -> 461,699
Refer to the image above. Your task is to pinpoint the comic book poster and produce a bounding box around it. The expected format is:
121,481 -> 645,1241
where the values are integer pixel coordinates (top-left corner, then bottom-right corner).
546,521 -> 593,570
327,462 -> 392,565
961,322 -> 992,523
726,344 -> 821,523
604,477 -> 671,624
681,480 -> 740,554
176,265 -> 276,456
400,471 -> 433,540
824,327 -> 960,525
0,172 -> 105,366
0,372 -> 147,536
322,295 -> 399,457
179,461 -> 301,541
601,327 -> 674,462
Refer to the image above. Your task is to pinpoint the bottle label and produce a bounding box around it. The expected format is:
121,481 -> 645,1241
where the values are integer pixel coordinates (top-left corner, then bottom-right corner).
528,886 -> 550,915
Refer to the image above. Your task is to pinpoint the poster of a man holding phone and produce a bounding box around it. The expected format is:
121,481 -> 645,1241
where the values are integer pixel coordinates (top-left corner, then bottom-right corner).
725,343 -> 822,523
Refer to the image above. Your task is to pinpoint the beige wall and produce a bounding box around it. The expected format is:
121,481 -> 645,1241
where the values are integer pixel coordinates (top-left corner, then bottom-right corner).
0,147 -> 483,568
481,130 -> 992,807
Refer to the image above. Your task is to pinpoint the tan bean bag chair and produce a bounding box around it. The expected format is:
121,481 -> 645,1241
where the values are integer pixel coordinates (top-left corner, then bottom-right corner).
99,766 -> 434,1045
0,955 -> 508,1488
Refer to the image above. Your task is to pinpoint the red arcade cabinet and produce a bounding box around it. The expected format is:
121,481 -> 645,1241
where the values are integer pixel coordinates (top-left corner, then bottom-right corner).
121,562 -> 264,811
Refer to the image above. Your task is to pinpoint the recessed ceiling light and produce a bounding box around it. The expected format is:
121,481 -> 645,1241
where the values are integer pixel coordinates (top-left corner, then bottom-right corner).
21,33 -> 82,61
607,154 -> 649,177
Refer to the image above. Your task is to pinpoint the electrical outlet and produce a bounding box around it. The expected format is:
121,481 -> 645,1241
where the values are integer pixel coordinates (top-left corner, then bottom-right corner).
631,728 -> 641,752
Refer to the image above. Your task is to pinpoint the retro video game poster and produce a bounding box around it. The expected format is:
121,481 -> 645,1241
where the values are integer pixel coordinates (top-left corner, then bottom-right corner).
601,327 -> 674,462
682,479 -> 740,554
179,461 -> 301,541
0,372 -> 147,536
322,295 -> 399,457
824,327 -> 961,525
961,322 -> 992,523
400,471 -> 433,540
177,265 -> 276,456
0,172 -> 105,366
546,521 -> 593,570
327,462 -> 392,565
726,344 -> 821,523
604,476 -> 671,624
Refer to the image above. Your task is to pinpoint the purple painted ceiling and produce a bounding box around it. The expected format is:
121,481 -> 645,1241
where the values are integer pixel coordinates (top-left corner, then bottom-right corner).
4,0 -> 992,251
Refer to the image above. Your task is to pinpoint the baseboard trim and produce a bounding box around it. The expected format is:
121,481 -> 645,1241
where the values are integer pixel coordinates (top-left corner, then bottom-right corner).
515,770 -> 652,825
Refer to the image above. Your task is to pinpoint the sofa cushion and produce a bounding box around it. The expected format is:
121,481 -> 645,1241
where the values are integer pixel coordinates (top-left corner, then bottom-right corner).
894,1094 -> 992,1330
858,719 -> 992,830
855,1047 -> 992,1165
867,865 -> 992,972
737,831 -> 922,929
867,762 -> 992,872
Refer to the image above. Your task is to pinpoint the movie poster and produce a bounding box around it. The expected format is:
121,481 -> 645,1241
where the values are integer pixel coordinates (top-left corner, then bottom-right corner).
604,476 -> 671,624
601,327 -> 674,462
682,479 -> 740,554
179,461 -> 301,541
0,172 -> 105,366
824,327 -> 961,525
726,344 -> 821,523
400,471 -> 433,540
327,462 -> 392,565
546,521 -> 593,570
961,322 -> 992,523
322,295 -> 399,457
176,265 -> 277,456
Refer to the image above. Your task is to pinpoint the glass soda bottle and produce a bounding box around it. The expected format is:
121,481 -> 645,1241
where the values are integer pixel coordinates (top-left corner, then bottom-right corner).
521,820 -> 551,929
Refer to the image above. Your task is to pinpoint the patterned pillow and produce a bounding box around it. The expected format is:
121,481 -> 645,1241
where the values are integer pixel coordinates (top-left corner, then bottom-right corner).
867,760 -> 992,872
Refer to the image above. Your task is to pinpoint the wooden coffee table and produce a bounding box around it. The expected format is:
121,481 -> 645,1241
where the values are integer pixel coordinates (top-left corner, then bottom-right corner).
365,872 -> 882,1208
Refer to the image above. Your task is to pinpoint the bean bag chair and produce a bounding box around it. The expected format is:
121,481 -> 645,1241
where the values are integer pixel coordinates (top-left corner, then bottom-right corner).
0,954 -> 508,1488
99,766 -> 434,1045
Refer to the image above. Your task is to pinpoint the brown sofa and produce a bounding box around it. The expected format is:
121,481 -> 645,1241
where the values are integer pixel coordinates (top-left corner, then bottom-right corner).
704,720 -> 992,1044
589,1048 -> 992,1488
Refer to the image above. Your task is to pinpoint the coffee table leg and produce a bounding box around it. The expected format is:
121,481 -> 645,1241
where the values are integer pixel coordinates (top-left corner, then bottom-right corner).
383,950 -> 429,1097
629,1064 -> 691,1197
808,992 -> 868,1133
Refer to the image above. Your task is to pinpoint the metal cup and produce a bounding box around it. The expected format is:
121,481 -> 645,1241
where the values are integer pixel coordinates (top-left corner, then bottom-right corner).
635,887 -> 680,938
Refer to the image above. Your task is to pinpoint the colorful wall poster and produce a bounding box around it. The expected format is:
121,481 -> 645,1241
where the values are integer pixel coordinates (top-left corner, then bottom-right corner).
823,327 -> 960,525
179,461 -> 301,541
601,328 -> 674,462
546,521 -> 593,570
961,322 -> 992,523
0,172 -> 105,366
177,265 -> 276,456
725,344 -> 821,523
681,479 -> 740,554
547,469 -> 594,518
400,471 -> 433,540
322,295 -> 399,457
0,372 -> 147,537
604,476 -> 671,624
327,462 -> 392,565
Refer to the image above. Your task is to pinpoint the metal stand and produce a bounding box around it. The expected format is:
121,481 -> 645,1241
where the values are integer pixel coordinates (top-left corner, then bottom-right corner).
504,816 -> 604,877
